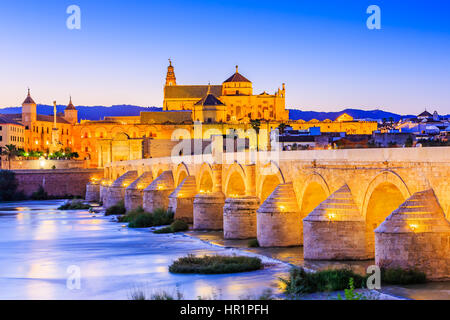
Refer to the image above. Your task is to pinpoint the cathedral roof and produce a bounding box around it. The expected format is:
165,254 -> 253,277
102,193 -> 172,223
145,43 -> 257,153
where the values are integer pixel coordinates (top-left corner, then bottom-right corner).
418,110 -> 432,117
23,89 -> 36,104
223,66 -> 251,83
164,85 -> 222,99
194,91 -> 225,106
65,97 -> 77,110
36,114 -> 71,124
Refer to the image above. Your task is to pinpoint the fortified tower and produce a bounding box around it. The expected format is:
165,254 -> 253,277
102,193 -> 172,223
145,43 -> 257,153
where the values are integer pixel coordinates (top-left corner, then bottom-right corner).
64,97 -> 78,125
21,88 -> 37,127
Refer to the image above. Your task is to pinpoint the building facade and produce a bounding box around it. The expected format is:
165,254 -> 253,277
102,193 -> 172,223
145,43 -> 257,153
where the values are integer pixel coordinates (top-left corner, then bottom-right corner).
1,62 -> 380,168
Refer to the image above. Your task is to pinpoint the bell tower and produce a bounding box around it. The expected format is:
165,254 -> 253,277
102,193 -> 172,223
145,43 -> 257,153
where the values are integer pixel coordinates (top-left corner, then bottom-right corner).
165,59 -> 176,87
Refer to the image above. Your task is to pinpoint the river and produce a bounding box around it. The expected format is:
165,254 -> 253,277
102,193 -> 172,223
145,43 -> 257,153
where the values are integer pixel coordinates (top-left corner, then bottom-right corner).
0,200 -> 289,300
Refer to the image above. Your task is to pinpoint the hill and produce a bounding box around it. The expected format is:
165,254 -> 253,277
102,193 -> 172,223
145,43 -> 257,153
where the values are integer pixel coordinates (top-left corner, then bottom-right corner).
288,108 -> 416,122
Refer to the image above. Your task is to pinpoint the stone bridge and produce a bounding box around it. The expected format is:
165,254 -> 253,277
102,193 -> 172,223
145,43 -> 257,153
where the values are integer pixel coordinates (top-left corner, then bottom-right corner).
87,147 -> 450,280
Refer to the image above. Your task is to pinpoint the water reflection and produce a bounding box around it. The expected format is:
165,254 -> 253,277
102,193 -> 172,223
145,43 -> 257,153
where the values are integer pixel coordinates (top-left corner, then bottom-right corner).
0,200 -> 290,300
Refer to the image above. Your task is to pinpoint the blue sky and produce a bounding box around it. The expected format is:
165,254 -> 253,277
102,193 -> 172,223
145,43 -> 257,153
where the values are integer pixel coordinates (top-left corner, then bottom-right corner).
0,0 -> 449,114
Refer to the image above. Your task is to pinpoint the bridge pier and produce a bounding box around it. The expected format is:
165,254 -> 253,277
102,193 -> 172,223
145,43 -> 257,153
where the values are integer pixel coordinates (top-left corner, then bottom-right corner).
85,180 -> 100,202
257,182 -> 301,247
193,192 -> 225,230
303,184 -> 367,260
125,172 -> 153,212
223,196 -> 259,239
104,171 -> 139,208
375,189 -> 450,281
143,170 -> 174,213
99,180 -> 111,205
168,176 -> 197,223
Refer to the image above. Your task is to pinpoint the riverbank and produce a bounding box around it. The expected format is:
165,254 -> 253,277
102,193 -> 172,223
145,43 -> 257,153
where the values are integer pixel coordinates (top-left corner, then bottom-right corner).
182,230 -> 450,300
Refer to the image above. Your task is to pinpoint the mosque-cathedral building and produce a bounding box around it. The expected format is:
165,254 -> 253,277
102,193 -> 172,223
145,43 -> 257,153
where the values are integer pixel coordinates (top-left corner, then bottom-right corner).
1,62 -> 377,168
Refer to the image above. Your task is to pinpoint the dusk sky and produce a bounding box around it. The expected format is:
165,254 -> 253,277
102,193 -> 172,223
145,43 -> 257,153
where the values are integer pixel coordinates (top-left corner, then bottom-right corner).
0,0 -> 449,114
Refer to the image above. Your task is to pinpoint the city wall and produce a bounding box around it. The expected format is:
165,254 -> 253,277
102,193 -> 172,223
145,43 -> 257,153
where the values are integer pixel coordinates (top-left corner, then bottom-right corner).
15,169 -> 103,197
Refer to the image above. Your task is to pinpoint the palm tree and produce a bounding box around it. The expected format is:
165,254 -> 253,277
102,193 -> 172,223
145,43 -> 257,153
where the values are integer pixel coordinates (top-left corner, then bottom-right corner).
1,144 -> 19,170
278,122 -> 288,135
250,119 -> 261,151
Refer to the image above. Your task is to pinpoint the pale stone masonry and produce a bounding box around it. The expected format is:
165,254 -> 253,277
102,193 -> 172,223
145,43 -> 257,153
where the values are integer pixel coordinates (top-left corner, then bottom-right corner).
375,189 -> 450,281
168,176 -> 197,223
303,184 -> 367,260
257,182 -> 301,247
85,182 -> 100,202
101,147 -> 450,279
193,192 -> 225,230
142,170 -> 174,213
223,196 -> 259,239
125,172 -> 154,212
104,171 -> 138,208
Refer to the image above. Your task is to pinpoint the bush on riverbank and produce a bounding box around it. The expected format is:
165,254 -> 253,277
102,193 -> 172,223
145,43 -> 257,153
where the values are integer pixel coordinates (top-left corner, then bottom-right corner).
105,200 -> 126,216
0,170 -> 21,201
127,208 -> 174,228
30,185 -> 49,200
248,239 -> 259,247
381,268 -> 426,285
169,254 -> 262,274
58,199 -> 91,210
118,206 -> 144,222
281,267 -> 367,295
154,220 -> 189,234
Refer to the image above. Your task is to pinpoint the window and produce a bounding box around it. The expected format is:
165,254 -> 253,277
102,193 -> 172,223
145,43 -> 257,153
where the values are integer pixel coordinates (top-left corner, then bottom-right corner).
207,118 -> 212,123
0,126 -> 2,131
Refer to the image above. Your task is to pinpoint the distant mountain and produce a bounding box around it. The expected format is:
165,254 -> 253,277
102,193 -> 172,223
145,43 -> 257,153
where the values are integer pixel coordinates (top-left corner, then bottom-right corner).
0,105 -> 444,122
288,108 -> 417,122
0,105 -> 162,121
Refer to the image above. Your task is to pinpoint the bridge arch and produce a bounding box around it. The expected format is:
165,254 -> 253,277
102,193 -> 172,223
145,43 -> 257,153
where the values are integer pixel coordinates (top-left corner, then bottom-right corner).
298,172 -> 331,219
224,162 -> 247,197
197,163 -> 214,193
363,170 -> 411,256
258,162 -> 285,202
174,162 -> 190,187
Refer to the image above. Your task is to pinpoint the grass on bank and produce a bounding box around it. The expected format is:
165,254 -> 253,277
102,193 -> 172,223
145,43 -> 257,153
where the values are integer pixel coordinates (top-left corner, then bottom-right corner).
169,254 -> 262,274
381,268 -> 426,285
248,238 -> 259,247
105,200 -> 126,216
58,199 -> 91,210
117,207 -> 174,228
281,267 -> 367,295
281,267 -> 428,296
153,219 -> 189,234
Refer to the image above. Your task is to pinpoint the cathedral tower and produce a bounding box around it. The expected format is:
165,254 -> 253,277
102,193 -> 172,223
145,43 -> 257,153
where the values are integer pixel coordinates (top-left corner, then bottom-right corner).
165,59 -> 176,87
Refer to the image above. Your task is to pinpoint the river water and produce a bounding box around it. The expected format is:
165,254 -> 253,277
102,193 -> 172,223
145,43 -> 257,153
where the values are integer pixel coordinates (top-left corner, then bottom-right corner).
0,200 -> 448,300
0,200 -> 289,300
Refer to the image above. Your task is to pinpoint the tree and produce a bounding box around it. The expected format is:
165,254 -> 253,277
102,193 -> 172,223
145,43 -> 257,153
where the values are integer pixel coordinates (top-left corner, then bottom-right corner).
0,170 -> 18,201
250,119 -> 261,151
278,122 -> 288,135
1,144 -> 19,170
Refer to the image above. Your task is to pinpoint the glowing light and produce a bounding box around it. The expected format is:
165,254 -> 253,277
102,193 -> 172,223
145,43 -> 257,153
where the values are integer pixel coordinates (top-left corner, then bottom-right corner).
328,213 -> 336,221
409,224 -> 418,231
279,205 -> 285,211
39,159 -> 46,168
122,183 -> 129,187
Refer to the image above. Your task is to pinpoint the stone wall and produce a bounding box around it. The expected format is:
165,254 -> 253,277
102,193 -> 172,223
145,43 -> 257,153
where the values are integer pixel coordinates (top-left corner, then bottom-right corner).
14,169 -> 103,197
